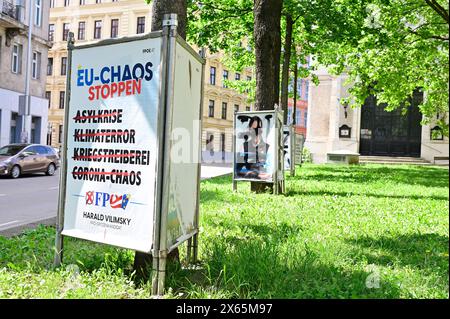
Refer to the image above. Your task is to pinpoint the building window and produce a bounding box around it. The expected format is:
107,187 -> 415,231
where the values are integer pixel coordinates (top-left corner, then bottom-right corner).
94,20 -> 102,39
45,91 -> 51,108
63,23 -> 70,41
220,133 -> 226,160
64,0 -> 70,7
58,125 -> 63,144
206,132 -> 214,154
50,0 -> 55,8
137,17 -> 145,34
305,81 -> 309,101
78,21 -> 85,40
246,106 -> 250,111
59,92 -> 65,109
245,76 -> 252,93
234,104 -> 239,112
235,72 -> 241,81
223,70 -> 228,88
80,0 -> 86,5
35,0 -> 42,27
430,126 -> 444,140
209,67 -> 216,85
221,102 -> 227,120
48,24 -> 55,41
11,44 -> 22,74
304,111 -> 308,127
208,100 -> 215,117
61,57 -> 67,76
298,79 -> 303,99
296,110 -> 301,126
110,19 -> 119,38
10,112 -> 18,144
32,51 -> 41,79
96,0 -> 102,3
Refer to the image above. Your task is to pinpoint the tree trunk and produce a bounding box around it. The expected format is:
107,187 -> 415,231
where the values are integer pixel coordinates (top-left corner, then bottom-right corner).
292,50 -> 298,127
280,14 -> 293,124
253,0 -> 283,111
133,0 -> 186,281
252,0 -> 283,193
151,0 -> 188,39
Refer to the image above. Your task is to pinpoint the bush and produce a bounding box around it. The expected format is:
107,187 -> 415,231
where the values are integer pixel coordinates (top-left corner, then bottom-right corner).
302,147 -> 312,163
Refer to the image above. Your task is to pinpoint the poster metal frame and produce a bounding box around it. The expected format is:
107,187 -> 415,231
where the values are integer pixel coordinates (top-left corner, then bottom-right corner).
53,15 -> 204,296
232,109 -> 285,194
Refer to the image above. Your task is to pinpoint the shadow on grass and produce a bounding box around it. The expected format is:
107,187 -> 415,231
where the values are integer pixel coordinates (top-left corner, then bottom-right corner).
346,233 -> 449,273
167,221 -> 403,298
284,189 -> 448,201
0,225 -> 134,276
295,165 -> 449,189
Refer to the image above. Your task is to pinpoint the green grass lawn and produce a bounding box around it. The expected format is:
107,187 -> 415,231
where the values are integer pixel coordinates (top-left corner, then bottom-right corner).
0,164 -> 448,298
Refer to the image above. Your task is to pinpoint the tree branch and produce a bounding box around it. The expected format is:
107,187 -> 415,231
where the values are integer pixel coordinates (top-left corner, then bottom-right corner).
408,29 -> 449,41
424,0 -> 449,24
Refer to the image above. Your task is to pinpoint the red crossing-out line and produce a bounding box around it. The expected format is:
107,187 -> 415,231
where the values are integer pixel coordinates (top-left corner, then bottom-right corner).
73,153 -> 140,160
73,112 -> 118,121
74,131 -> 130,138
72,171 -> 136,176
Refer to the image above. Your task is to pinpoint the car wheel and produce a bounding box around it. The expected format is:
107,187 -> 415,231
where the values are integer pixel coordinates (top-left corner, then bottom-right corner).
11,165 -> 21,179
46,163 -> 56,176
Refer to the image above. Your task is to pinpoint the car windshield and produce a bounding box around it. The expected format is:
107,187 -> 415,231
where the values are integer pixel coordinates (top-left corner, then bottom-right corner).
0,145 -> 26,156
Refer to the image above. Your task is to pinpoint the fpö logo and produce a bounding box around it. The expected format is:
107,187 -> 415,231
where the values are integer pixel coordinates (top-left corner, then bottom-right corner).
85,191 -> 131,210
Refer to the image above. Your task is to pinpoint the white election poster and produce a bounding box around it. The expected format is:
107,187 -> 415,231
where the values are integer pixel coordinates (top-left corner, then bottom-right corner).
283,126 -> 291,170
234,112 -> 276,182
62,37 -> 162,252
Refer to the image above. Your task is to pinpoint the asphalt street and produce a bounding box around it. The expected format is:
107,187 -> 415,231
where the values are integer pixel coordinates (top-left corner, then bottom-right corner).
0,171 -> 60,233
0,164 -> 232,236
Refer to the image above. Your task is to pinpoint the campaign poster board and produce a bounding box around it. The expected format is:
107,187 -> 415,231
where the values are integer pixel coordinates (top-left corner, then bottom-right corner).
165,38 -> 203,250
61,36 -> 162,253
294,133 -> 304,165
234,111 -> 277,182
283,125 -> 292,170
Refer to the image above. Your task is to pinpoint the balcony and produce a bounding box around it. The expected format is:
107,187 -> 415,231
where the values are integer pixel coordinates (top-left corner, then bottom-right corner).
1,0 -> 26,47
0,0 -> 24,28
1,0 -> 18,19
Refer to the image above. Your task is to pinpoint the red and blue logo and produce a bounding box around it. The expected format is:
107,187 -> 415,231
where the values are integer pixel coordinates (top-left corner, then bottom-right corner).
85,191 -> 131,210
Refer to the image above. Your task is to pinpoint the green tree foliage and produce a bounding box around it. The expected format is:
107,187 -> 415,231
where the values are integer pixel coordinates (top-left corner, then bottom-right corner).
185,0 -> 449,134
300,0 -> 449,135
147,0 -> 448,133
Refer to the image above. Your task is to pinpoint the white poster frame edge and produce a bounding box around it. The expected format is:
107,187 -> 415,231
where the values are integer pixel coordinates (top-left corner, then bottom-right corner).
54,31 -> 168,267
165,34 -> 205,254
232,109 -> 280,185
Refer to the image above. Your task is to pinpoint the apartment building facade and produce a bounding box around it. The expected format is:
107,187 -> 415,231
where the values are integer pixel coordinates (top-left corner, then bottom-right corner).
0,0 -> 51,146
287,77 -> 309,138
201,49 -> 253,163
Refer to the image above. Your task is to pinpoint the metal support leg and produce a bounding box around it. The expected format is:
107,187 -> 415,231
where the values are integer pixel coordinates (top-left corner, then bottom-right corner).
157,255 -> 167,296
232,181 -> 237,192
186,238 -> 192,265
192,233 -> 199,263
54,232 -> 64,267
151,254 -> 159,296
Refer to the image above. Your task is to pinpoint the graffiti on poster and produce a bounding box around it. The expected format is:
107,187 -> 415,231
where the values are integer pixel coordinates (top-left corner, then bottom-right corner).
234,112 -> 275,182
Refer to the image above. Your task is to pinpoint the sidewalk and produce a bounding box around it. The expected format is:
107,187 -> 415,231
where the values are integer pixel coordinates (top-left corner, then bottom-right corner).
200,163 -> 232,180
